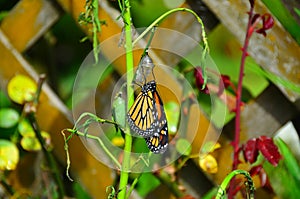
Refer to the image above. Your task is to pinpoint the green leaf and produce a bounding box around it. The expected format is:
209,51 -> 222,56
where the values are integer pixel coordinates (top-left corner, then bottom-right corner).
0,108 -> 19,128
176,138 -> 192,156
135,173 -> 160,197
0,90 -> 11,108
0,139 -> 19,170
132,137 -> 149,153
0,11 -> 8,21
262,0 -> 300,44
263,138 -> 300,199
295,8 -> 300,17
73,181 -> 92,199
275,138 -> 300,182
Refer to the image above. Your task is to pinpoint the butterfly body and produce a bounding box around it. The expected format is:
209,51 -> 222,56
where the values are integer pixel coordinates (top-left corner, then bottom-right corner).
127,80 -> 169,154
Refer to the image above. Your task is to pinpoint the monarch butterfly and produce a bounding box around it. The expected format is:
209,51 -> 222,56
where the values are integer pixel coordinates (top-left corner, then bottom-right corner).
127,80 -> 168,153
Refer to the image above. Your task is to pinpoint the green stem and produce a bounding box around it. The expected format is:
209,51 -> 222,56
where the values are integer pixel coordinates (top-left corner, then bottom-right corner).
216,170 -> 255,199
132,7 -> 209,85
133,8 -> 206,48
92,0 -> 101,64
125,174 -> 141,199
74,112 -> 123,131
118,0 -> 134,198
142,26 -> 156,56
92,0 -> 101,31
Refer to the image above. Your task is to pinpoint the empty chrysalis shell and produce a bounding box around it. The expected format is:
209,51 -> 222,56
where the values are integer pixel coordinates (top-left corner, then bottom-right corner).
134,53 -> 155,84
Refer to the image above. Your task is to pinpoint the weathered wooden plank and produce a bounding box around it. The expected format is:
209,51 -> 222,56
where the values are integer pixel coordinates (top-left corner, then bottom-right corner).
203,0 -> 300,102
0,0 -> 59,52
223,84 -> 298,142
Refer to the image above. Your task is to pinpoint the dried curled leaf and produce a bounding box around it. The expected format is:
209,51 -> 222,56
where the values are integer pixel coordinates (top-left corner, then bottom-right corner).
243,138 -> 259,164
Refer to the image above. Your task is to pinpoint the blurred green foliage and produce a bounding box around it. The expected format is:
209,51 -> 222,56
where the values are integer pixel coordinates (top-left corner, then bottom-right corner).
262,0 -> 300,44
264,139 -> 300,199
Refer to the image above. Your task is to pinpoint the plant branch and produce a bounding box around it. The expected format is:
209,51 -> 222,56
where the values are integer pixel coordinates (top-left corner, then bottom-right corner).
132,7 -> 209,84
92,0 -> 101,64
61,130 -> 73,181
125,174 -> 141,199
142,26 -> 156,56
0,177 -> 15,196
132,8 -> 208,51
118,0 -> 134,198
25,75 -> 65,198
74,112 -> 124,133
230,3 -> 255,198
233,0 -> 254,172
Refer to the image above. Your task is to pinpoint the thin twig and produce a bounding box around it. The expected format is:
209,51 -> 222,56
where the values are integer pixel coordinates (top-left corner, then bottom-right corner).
229,3 -> 255,199
26,74 -> 65,198
0,178 -> 15,196
132,7 -> 209,86
125,174 -> 141,199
